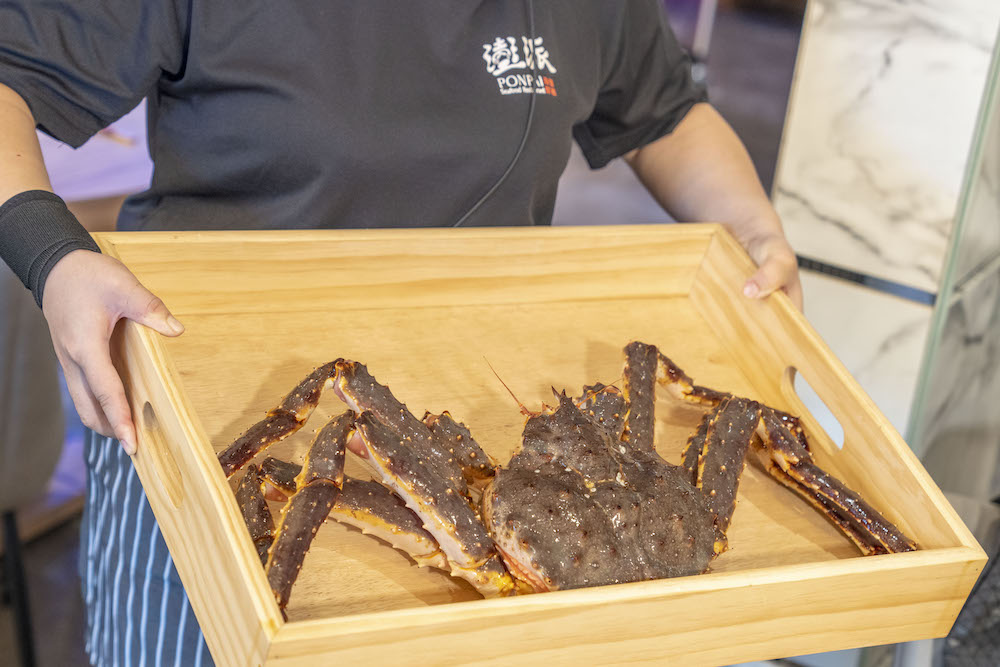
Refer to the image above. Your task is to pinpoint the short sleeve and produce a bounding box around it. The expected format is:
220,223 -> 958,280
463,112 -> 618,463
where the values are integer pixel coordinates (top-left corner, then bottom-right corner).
0,0 -> 188,147
573,0 -> 707,169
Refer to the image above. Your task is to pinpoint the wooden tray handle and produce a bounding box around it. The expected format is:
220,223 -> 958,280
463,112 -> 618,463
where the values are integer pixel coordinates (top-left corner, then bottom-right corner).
111,319 -> 282,664
138,400 -> 185,510
778,365 -> 845,455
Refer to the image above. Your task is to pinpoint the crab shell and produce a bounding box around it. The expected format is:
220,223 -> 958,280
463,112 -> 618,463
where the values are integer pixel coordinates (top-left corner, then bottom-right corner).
483,394 -> 723,592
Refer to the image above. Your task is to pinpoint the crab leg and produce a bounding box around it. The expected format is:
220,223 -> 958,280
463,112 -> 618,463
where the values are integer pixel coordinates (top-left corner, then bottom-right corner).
754,407 -> 917,554
258,458 -> 450,570
331,479 -> 449,570
575,383 -> 626,440
235,465 -> 275,565
218,361 -> 339,478
623,341 -> 914,554
680,418 -> 710,483
622,342 -> 732,452
621,341 -> 659,452
422,412 -> 498,488
353,411 -> 515,595
620,340 -> 739,546
334,360 -> 483,495
680,397 -> 763,535
652,347 -> 730,407
232,360 -> 515,597
224,360 -> 497,493
265,412 -> 351,609
334,361 -> 516,594
258,456 -> 300,499
766,407 -> 813,453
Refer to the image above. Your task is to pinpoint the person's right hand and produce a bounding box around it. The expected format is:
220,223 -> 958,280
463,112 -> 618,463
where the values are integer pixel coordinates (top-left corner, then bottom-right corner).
41,249 -> 185,455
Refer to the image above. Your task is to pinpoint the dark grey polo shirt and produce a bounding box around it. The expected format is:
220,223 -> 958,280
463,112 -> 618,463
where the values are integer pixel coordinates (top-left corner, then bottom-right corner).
0,0 -> 704,232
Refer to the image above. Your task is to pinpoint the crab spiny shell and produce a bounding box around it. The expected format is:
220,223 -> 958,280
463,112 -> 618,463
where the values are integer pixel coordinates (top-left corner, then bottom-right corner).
484,395 -> 720,591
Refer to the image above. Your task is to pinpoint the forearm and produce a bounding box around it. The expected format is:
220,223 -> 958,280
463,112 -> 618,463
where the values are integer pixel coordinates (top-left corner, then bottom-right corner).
0,82 -> 53,204
0,82 -> 101,306
0,86 -> 181,454
627,103 -> 802,308
625,103 -> 783,244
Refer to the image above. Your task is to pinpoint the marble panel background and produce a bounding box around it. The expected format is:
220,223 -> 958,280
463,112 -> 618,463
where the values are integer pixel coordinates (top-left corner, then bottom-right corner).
950,53 -> 1000,288
773,0 -> 1000,293
910,32 -> 1000,501
797,269 -> 931,439
913,260 -> 1000,499
911,40 -> 1000,498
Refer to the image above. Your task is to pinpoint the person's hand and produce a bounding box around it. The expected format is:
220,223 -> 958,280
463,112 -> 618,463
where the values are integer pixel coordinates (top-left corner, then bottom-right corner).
41,249 -> 185,454
621,105 -> 803,310
733,227 -> 803,311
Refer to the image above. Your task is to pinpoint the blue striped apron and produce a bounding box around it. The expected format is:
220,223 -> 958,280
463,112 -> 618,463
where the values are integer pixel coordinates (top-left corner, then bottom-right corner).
79,430 -> 212,667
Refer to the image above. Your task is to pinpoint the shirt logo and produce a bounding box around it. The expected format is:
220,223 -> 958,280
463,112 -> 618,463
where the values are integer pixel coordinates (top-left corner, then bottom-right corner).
483,36 -> 558,96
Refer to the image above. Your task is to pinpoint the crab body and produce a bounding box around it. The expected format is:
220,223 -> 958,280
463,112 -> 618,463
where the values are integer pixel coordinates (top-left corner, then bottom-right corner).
484,393 -> 722,591
482,340 -> 769,592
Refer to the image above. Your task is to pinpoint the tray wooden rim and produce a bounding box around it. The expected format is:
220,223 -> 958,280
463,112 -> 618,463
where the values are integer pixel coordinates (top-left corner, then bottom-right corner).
275,544 -> 982,635
94,222 -> 722,244
699,229 -> 982,553
94,224 -> 988,665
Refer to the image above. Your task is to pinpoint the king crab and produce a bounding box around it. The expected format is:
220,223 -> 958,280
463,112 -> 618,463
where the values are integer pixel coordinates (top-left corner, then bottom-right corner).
219,342 -> 916,610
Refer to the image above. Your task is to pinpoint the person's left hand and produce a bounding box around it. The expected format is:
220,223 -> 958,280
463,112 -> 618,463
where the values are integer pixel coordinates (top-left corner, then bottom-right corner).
735,228 -> 803,311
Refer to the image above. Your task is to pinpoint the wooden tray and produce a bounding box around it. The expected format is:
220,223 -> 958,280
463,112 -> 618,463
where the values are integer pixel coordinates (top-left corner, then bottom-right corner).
95,224 -> 986,666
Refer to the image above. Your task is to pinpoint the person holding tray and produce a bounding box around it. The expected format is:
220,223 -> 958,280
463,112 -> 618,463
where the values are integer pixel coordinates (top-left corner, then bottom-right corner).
0,1 -> 801,665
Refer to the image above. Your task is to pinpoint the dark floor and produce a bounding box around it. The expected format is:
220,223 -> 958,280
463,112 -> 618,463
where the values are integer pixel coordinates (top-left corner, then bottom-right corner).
0,5 -> 804,665
1,516 -> 89,666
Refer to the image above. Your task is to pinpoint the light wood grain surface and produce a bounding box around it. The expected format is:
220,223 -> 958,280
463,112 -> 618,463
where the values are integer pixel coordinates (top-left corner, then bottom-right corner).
95,225 -> 985,666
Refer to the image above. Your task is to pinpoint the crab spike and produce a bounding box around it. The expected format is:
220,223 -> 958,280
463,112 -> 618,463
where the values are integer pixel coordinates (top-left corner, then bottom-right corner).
265,411 -> 352,610
754,407 -> 917,554
235,465 -> 275,566
218,361 -> 341,478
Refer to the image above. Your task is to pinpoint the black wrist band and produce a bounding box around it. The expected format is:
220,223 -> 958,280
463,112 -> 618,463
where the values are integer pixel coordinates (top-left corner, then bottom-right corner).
0,190 -> 101,308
